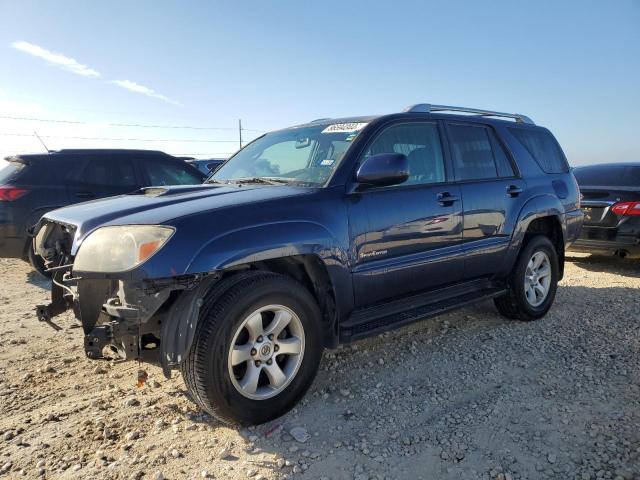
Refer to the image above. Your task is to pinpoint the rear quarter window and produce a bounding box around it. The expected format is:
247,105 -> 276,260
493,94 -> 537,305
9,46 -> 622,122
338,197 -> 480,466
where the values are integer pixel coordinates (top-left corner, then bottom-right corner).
508,127 -> 568,174
0,159 -> 25,183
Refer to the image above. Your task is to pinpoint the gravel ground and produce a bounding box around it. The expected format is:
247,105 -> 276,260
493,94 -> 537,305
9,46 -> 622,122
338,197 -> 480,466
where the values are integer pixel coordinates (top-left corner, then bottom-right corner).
0,254 -> 638,480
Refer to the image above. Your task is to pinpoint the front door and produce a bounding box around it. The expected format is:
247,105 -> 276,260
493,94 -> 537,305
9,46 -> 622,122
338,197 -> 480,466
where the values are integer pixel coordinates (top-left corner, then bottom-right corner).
349,121 -> 464,307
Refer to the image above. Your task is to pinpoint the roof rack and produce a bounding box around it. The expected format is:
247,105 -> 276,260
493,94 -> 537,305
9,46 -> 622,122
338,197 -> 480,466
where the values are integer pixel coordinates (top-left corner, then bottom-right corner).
403,103 -> 534,125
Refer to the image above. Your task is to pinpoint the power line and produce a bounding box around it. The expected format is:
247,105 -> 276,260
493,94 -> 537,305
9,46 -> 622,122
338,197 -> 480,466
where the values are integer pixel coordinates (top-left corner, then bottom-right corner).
0,115 -> 265,132
0,132 -> 242,143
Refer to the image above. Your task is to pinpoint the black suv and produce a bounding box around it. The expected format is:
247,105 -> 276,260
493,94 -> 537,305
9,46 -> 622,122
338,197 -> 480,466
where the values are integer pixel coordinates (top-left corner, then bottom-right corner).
0,149 -> 205,274
32,104 -> 583,425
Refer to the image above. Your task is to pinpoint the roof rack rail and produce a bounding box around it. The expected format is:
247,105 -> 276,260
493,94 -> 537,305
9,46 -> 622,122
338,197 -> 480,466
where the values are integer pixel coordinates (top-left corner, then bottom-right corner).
402,103 -> 534,125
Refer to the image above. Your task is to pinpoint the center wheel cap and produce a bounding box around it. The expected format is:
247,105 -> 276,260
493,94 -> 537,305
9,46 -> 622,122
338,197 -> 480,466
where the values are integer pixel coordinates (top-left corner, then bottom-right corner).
258,342 -> 274,360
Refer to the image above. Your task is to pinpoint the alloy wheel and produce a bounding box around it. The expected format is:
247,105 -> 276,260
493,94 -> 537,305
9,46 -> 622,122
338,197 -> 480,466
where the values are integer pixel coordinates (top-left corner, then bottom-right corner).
523,251 -> 552,307
227,304 -> 305,400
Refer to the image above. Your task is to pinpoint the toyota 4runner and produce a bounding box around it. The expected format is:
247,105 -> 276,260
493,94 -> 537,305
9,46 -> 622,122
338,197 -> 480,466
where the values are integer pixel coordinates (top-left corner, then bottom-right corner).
32,103 -> 583,425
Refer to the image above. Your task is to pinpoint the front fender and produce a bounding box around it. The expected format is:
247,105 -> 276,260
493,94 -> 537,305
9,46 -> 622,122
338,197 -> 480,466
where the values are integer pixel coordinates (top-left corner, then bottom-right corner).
185,220 -> 345,273
499,194 -> 565,277
185,220 -> 353,324
158,222 -> 351,372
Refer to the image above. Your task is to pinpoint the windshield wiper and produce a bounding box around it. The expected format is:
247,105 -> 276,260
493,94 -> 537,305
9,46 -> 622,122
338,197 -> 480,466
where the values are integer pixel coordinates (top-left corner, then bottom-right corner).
204,178 -> 229,185
231,177 -> 293,185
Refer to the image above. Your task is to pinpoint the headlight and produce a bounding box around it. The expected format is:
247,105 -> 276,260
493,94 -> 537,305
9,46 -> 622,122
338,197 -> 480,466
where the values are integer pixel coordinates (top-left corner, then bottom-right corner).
73,225 -> 174,273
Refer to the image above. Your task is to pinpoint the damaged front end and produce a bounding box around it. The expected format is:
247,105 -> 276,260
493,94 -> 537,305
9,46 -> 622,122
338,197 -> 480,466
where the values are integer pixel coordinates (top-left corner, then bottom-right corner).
33,220 -> 217,377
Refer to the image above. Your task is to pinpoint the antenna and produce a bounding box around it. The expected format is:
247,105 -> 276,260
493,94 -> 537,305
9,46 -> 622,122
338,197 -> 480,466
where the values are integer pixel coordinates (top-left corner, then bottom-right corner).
33,131 -> 52,153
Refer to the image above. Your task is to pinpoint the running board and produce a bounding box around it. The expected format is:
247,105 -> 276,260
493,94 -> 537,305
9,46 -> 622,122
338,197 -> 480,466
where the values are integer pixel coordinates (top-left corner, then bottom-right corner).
340,284 -> 506,342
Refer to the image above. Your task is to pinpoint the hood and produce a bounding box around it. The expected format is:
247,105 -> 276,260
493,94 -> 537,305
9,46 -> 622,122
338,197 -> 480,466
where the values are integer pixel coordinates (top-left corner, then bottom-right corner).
43,183 -> 314,241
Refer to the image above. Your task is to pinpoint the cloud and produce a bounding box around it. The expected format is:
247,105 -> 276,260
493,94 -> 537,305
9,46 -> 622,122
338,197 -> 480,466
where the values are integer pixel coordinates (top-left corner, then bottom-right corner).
10,41 -> 182,107
11,41 -> 101,78
110,79 -> 182,106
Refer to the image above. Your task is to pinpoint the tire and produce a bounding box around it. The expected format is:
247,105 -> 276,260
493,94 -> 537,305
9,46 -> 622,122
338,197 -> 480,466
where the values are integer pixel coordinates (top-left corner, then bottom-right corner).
27,242 -> 51,278
494,235 -> 559,321
181,271 -> 323,426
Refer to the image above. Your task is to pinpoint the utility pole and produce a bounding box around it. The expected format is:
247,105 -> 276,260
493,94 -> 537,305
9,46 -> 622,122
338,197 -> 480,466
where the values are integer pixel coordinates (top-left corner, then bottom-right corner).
238,119 -> 243,149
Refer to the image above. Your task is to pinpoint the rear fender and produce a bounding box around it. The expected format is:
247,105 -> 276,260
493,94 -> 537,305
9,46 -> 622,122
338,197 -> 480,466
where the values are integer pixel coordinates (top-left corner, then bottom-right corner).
499,194 -> 565,277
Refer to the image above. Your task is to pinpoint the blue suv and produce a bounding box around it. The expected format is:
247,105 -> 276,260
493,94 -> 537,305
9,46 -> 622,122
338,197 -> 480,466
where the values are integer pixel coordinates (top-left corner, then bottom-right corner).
32,103 -> 583,425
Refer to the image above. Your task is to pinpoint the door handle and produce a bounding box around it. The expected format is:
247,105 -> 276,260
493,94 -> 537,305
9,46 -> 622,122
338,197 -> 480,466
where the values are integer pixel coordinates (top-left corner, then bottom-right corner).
437,191 -> 459,206
506,185 -> 523,197
75,191 -> 96,199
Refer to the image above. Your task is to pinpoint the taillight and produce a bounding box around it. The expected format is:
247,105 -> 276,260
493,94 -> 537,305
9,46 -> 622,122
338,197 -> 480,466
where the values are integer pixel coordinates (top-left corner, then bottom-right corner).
0,186 -> 28,201
570,173 -> 582,209
611,201 -> 640,216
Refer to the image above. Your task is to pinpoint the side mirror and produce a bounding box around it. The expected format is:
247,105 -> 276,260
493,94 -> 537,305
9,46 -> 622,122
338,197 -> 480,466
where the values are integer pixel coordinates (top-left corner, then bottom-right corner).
356,153 -> 409,188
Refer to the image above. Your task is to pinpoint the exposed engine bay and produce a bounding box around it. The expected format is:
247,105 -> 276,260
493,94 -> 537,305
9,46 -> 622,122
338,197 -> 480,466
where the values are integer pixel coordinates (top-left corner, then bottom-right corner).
33,220 -> 216,377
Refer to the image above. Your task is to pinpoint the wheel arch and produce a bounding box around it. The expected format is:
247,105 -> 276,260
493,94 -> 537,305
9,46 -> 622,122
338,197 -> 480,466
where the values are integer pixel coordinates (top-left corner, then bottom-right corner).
500,194 -> 567,279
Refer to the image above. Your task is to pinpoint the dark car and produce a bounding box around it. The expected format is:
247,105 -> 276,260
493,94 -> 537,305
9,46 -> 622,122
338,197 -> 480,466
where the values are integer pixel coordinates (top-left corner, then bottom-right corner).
570,163 -> 640,258
0,149 -> 205,275
186,158 -> 226,175
32,103 -> 582,425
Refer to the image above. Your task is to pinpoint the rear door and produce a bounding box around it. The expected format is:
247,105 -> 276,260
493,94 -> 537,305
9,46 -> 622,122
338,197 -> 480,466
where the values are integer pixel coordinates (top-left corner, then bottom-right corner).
67,154 -> 141,201
349,121 -> 464,307
445,122 -> 526,280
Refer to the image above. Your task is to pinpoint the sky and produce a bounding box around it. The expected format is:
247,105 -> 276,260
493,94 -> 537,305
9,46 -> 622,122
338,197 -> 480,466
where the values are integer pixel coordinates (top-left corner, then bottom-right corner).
0,0 -> 638,164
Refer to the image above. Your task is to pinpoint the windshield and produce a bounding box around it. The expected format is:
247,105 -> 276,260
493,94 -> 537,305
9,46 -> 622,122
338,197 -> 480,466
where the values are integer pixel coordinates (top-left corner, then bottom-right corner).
210,123 -> 367,186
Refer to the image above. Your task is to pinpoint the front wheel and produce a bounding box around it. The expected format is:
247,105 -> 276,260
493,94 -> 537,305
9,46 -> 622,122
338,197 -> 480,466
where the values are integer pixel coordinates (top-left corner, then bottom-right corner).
494,235 -> 559,321
27,242 -> 51,278
181,272 -> 323,425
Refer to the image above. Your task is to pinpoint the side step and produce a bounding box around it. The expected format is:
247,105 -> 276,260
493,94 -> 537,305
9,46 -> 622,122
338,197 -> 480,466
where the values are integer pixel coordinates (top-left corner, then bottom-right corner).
340,285 -> 506,342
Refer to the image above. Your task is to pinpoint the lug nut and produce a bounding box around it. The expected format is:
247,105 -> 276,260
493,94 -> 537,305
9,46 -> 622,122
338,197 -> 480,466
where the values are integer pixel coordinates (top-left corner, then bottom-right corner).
268,334 -> 274,341
274,345 -> 279,352
257,336 -> 263,343
266,359 -> 273,365
250,348 -> 257,356
255,360 -> 261,367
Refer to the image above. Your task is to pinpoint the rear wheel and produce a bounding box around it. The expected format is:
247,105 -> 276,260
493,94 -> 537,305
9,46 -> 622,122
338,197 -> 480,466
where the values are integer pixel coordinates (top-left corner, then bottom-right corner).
181,272 -> 323,425
494,235 -> 559,321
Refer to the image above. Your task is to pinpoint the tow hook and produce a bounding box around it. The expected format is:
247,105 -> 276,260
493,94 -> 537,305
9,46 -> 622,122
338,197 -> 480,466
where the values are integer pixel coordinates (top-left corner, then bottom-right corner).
84,325 -> 112,359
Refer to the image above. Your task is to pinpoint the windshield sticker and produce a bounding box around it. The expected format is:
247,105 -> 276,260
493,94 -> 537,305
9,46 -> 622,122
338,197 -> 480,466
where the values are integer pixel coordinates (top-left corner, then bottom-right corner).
322,122 -> 368,134
345,133 -> 358,142
320,159 -> 335,166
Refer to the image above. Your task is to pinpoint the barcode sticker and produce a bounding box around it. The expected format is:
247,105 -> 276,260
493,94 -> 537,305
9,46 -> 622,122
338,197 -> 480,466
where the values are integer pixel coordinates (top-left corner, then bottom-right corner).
322,122 -> 368,133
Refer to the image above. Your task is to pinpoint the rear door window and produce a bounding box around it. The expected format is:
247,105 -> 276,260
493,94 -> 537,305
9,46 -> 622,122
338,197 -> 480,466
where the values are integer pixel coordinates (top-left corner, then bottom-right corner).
488,131 -> 516,177
144,160 -> 204,186
508,127 -> 568,174
75,157 -> 138,187
447,124 -> 499,181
